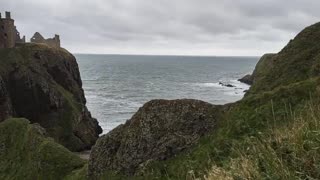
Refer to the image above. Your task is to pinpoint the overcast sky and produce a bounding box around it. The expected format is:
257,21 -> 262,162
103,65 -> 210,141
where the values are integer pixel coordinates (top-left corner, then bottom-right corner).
1,0 -> 319,56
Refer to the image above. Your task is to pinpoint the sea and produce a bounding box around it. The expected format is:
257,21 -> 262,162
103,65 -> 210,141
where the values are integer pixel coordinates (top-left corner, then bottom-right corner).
75,54 -> 259,133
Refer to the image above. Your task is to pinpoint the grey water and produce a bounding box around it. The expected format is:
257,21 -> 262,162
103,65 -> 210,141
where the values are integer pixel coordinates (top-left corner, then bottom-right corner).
75,54 -> 259,133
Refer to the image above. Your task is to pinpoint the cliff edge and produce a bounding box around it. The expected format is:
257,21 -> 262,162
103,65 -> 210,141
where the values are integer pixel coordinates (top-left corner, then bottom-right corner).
0,43 -> 102,151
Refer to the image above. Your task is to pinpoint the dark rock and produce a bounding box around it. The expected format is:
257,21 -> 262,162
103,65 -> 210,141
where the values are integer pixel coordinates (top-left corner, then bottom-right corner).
0,75 -> 12,120
219,82 -> 236,87
0,43 -> 102,151
238,74 -> 253,85
88,99 -> 223,177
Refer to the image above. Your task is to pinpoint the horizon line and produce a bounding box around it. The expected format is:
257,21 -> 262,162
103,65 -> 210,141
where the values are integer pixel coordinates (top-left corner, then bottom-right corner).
72,52 -> 262,58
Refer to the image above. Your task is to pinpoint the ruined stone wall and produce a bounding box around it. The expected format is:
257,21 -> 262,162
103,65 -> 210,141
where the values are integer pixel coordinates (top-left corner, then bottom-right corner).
31,33 -> 60,48
15,26 -> 25,44
45,35 -> 60,48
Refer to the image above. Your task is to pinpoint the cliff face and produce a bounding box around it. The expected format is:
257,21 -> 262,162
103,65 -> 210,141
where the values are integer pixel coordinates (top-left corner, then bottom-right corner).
88,99 -> 224,177
0,43 -> 102,151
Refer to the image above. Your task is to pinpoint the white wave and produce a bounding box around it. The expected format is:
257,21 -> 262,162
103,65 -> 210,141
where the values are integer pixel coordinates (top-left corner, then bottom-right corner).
190,82 -> 222,88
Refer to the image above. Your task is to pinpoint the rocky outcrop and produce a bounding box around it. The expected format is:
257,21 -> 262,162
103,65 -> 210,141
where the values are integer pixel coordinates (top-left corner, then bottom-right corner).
238,53 -> 276,86
219,82 -> 236,87
88,99 -> 223,177
0,43 -> 102,151
0,75 -> 12,120
238,74 -> 253,85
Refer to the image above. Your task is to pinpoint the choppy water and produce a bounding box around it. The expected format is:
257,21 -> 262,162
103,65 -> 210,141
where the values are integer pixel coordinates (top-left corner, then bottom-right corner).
75,54 -> 259,133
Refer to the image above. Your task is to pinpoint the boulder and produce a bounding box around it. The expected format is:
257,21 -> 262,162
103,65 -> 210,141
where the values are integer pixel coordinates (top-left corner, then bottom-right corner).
88,99 -> 223,177
238,74 -> 253,85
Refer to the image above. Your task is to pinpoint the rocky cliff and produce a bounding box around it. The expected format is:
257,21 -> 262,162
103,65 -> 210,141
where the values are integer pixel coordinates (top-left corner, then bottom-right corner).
0,43 -> 102,151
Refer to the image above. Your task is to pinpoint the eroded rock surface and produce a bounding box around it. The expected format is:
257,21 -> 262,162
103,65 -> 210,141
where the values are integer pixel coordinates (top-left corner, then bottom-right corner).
88,99 -> 223,177
0,43 -> 102,151
238,74 -> 253,85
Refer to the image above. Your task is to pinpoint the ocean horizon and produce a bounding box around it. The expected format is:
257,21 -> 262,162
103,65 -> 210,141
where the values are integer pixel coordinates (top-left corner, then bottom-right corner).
76,54 -> 259,133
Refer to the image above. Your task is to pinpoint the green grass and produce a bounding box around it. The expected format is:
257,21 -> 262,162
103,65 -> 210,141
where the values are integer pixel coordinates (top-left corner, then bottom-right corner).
249,22 -> 320,94
206,99 -> 320,180
0,118 -> 86,180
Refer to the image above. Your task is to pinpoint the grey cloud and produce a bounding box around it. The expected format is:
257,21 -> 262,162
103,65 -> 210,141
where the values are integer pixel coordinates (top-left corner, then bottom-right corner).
0,0 -> 319,55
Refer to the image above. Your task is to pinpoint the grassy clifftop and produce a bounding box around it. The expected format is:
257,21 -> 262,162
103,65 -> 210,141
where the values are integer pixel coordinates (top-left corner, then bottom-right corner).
248,22 -> 320,94
0,118 -> 86,179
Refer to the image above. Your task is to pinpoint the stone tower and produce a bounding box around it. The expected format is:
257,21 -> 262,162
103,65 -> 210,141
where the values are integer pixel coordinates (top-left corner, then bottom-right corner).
0,12 -> 15,48
0,11 -> 25,48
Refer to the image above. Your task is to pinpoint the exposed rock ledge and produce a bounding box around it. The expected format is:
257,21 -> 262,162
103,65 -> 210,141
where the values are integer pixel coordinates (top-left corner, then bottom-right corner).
0,43 -> 102,151
88,99 -> 223,177
238,53 -> 276,85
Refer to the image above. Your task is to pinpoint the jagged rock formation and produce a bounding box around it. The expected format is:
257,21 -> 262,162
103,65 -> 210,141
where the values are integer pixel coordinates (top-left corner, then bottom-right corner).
88,99 -> 223,177
0,43 -> 102,151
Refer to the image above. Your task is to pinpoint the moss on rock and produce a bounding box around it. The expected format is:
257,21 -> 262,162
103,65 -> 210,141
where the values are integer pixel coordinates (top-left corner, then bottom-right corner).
0,43 -> 102,151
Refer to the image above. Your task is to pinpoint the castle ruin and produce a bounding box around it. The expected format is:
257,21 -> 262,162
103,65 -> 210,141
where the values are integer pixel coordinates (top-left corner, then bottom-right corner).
0,12 -> 25,48
0,11 -> 61,49
30,32 -> 60,48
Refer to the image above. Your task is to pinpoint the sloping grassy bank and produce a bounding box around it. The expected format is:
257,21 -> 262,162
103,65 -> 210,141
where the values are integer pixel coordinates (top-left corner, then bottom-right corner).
128,78 -> 320,179
206,97 -> 320,179
0,118 -> 86,180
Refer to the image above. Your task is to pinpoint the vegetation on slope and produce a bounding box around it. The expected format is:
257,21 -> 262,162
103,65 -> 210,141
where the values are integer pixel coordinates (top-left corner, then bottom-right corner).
0,118 -> 88,180
0,43 -> 101,151
206,97 -> 320,180
129,78 -> 320,179
248,22 -> 320,94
